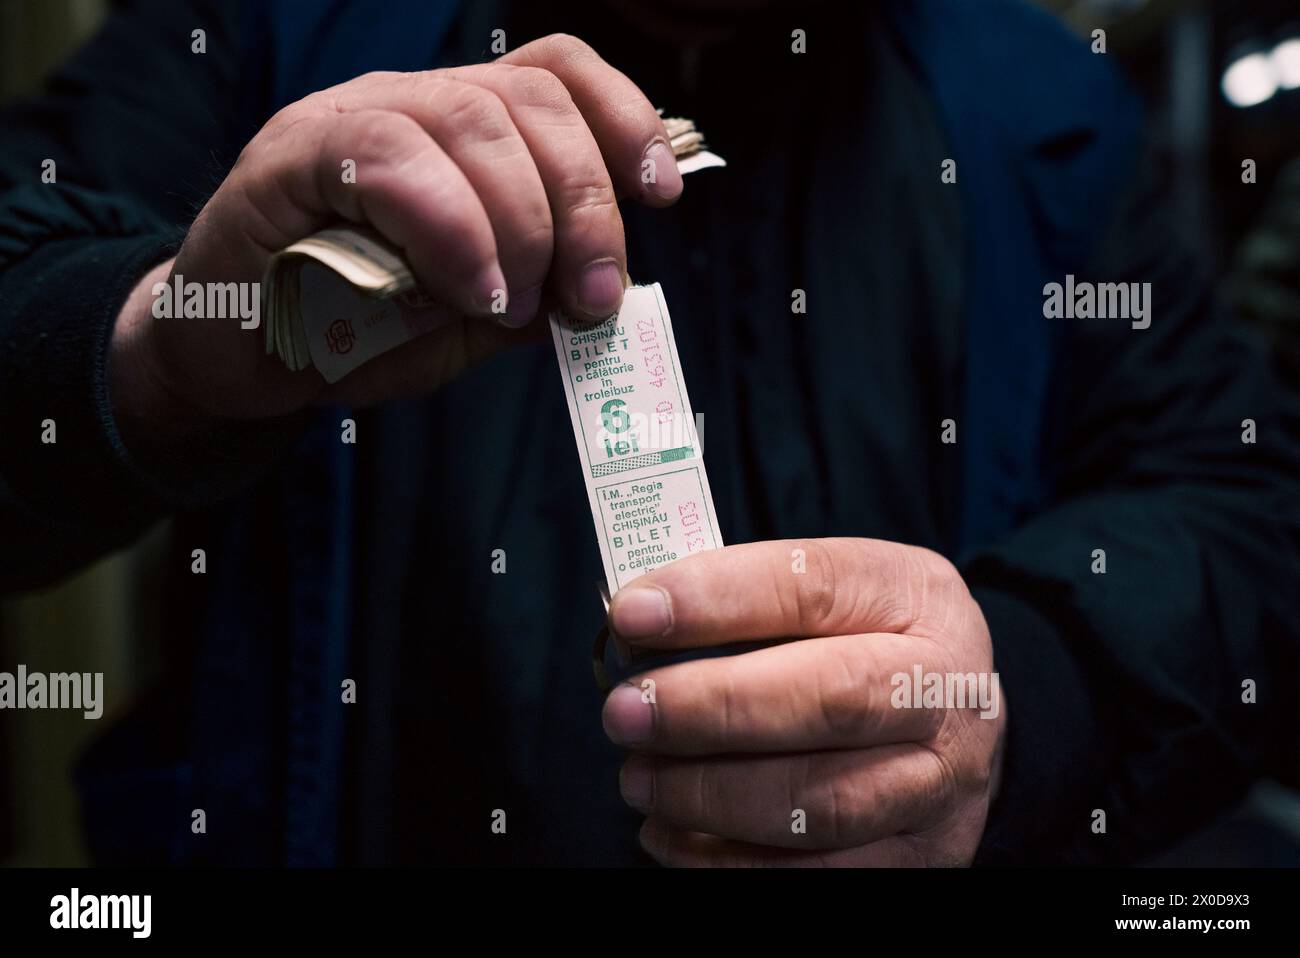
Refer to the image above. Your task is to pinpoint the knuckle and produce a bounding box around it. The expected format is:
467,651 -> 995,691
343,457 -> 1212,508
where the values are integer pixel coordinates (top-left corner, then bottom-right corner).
264,99 -> 313,133
347,112 -> 422,165
911,546 -> 970,627
918,743 -> 960,818
712,669 -> 740,746
912,546 -> 960,591
436,82 -> 515,143
309,72 -> 397,112
558,180 -> 619,222
816,760 -> 871,847
231,137 -> 266,177
816,646 -> 871,741
561,179 -> 616,214
499,64 -> 574,112
541,32 -> 598,65
506,173 -> 557,245
793,539 -> 838,633
243,104 -> 320,168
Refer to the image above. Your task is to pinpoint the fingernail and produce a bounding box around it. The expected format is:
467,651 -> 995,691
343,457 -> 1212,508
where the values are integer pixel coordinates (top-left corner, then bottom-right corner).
610,585 -> 671,639
498,284 -> 542,328
642,140 -> 683,201
474,264 -> 508,317
603,682 -> 655,746
577,259 -> 625,318
620,755 -> 654,813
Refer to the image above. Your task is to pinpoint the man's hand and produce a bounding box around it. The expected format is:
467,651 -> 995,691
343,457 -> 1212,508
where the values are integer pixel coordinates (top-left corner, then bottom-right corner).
110,34 -> 681,441
601,538 -> 1007,867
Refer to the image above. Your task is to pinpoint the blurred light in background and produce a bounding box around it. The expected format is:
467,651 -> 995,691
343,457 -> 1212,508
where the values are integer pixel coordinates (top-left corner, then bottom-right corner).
1223,49 -> 1279,107
1222,30 -> 1300,108
1273,36 -> 1300,89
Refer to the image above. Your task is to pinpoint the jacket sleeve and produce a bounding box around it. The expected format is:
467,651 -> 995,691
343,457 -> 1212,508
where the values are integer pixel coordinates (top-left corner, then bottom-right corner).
970,151 -> 1300,864
0,0 -> 281,592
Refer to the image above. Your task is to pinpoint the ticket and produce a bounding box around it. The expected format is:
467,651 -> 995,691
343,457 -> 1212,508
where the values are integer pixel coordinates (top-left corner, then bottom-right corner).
548,283 -> 722,593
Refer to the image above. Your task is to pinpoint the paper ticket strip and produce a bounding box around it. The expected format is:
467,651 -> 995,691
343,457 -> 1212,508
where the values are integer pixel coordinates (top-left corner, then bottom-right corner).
264,118 -> 725,688
549,283 -> 722,591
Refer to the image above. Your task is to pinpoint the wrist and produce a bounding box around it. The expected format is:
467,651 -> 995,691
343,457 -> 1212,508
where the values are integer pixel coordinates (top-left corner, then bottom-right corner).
109,258 -> 222,445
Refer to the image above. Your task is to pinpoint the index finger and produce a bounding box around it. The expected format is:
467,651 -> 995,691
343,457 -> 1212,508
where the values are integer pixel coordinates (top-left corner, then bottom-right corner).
498,34 -> 683,206
607,538 -> 956,649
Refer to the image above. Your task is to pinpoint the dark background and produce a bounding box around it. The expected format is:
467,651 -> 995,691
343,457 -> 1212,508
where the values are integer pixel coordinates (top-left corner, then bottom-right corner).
1,0 -> 1298,866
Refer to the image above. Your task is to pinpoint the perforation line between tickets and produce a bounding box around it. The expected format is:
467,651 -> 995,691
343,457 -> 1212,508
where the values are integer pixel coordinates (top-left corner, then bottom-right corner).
588,446 -> 696,477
